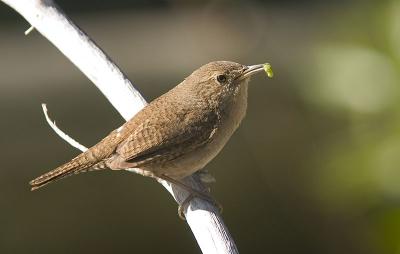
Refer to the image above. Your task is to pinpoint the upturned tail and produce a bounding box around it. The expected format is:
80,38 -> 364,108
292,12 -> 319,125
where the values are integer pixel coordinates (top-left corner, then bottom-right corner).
29,151 -> 108,191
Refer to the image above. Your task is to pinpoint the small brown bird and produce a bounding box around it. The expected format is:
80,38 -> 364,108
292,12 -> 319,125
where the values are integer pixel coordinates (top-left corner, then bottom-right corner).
30,61 -> 269,193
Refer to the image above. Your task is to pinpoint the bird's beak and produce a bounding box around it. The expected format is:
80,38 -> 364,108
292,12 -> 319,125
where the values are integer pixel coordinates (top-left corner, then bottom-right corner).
236,64 -> 268,81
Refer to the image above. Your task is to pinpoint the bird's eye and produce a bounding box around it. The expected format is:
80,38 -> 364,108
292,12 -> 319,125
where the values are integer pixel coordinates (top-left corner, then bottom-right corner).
217,74 -> 227,83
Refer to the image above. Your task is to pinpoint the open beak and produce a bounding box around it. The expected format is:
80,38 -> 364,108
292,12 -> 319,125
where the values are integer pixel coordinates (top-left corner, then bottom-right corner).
236,64 -> 266,81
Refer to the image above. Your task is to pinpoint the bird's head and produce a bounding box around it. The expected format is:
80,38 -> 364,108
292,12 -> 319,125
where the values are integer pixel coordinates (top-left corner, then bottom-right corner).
181,61 -> 271,108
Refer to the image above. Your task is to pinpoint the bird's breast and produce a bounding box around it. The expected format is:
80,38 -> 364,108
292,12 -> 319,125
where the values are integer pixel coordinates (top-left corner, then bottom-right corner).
153,81 -> 249,179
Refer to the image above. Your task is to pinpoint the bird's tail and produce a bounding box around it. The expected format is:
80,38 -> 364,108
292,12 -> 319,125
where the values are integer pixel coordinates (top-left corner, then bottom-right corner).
29,153 -> 108,191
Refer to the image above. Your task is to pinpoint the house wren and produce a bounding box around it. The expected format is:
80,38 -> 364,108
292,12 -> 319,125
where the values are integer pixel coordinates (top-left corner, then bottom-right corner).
30,61 -> 271,192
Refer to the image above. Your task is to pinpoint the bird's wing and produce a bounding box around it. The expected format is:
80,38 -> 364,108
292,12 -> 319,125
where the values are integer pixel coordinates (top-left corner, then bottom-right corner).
114,106 -> 219,167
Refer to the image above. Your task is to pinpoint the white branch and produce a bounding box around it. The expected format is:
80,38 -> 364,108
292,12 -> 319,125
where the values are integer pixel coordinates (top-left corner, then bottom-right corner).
42,103 -> 88,152
2,0 -> 238,253
24,25 -> 35,35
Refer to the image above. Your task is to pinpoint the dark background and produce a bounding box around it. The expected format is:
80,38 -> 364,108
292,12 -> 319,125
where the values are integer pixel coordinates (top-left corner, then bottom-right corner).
1,0 -> 399,253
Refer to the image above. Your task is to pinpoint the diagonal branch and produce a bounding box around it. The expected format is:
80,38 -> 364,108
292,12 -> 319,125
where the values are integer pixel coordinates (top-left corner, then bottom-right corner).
1,0 -> 239,253
42,103 -> 88,152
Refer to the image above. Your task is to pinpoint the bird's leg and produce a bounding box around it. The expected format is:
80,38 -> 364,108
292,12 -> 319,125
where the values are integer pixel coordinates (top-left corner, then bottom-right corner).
158,174 -> 223,220
197,168 -> 216,185
178,193 -> 195,220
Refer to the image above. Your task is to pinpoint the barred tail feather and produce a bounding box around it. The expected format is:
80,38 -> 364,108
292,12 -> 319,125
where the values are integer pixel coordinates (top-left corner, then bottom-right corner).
30,130 -> 119,191
30,160 -> 87,191
29,154 -> 109,191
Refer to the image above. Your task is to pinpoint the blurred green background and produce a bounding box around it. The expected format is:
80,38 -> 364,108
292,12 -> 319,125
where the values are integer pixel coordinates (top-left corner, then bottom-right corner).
1,0 -> 400,253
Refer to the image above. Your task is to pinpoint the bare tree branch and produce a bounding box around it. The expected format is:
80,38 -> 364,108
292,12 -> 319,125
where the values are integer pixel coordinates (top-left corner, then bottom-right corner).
1,0 -> 239,253
42,103 -> 88,152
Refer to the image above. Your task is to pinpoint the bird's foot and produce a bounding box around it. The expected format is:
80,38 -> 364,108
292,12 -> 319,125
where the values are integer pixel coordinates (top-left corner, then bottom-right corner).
157,174 -> 222,220
178,192 -> 223,220
197,169 -> 216,185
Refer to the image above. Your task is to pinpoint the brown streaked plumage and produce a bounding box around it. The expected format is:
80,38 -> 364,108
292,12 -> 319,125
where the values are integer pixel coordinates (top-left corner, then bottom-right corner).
30,61 -> 267,191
